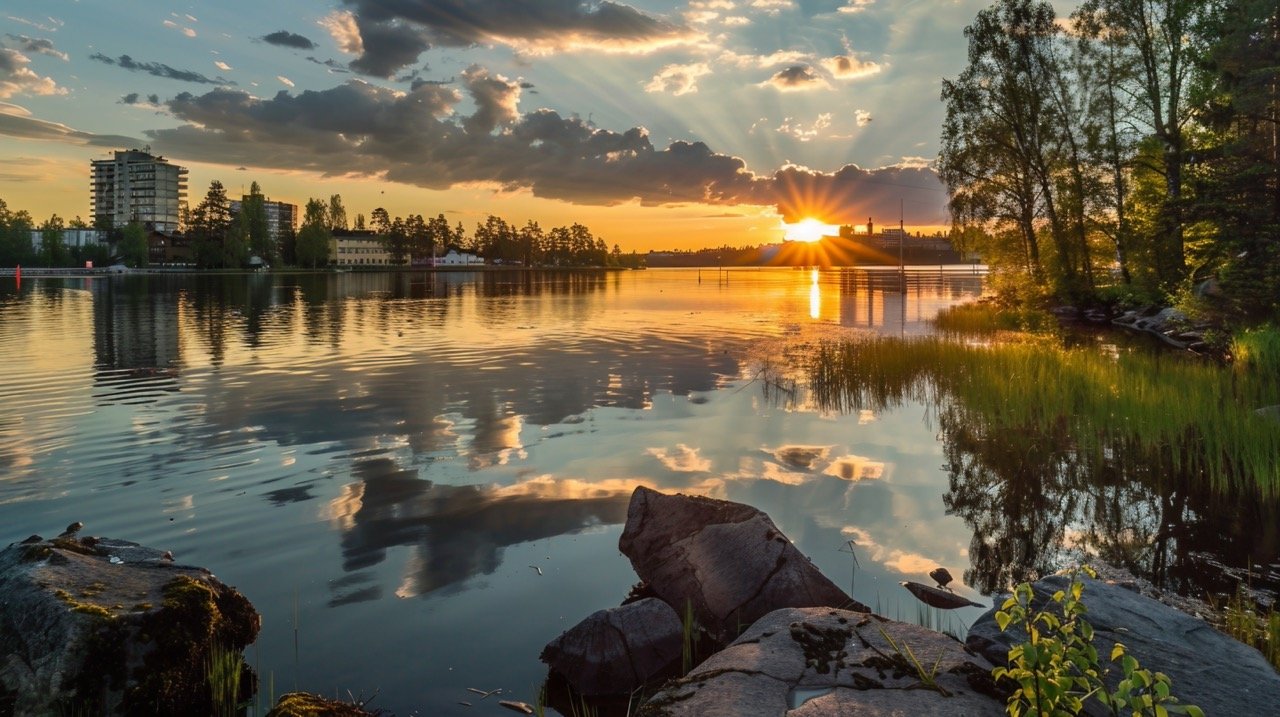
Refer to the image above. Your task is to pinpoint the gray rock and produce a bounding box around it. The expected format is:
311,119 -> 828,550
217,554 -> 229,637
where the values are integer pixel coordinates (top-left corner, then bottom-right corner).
618,487 -> 866,641
0,533 -> 260,715
540,598 -> 684,695
967,573 -> 1280,717
640,607 -> 1004,716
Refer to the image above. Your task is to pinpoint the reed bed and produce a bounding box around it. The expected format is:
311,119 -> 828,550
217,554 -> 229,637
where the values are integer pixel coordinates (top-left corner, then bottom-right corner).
809,336 -> 1280,498
931,302 -> 1056,335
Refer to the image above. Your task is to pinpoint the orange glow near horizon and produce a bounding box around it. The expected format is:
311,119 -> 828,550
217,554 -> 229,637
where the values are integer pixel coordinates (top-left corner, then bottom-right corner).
783,218 -> 839,243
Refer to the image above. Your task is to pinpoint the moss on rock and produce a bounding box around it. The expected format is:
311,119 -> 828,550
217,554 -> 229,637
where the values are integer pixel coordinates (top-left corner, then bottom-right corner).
267,691 -> 377,716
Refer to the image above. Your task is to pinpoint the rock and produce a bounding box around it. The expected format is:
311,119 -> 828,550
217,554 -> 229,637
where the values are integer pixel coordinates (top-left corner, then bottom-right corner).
967,573 -> 1280,716
267,692 -> 376,716
0,533 -> 260,715
618,487 -> 866,641
639,607 -> 1004,716
541,597 -> 684,695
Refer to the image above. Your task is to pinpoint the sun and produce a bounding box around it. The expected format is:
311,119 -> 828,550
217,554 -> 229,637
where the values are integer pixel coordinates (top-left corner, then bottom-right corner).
783,218 -> 839,243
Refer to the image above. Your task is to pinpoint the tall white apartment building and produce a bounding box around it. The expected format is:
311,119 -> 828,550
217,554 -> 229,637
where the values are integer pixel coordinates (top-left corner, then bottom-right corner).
90,149 -> 187,232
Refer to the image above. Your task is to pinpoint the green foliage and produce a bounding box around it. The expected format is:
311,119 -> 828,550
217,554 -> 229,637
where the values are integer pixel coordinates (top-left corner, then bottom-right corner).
1231,326 -> 1280,377
296,198 -> 333,268
119,221 -> 149,268
993,568 -> 1203,717
680,599 -> 701,675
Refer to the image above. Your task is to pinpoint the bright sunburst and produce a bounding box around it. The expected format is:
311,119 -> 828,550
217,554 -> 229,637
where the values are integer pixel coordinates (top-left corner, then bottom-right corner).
783,218 -> 839,243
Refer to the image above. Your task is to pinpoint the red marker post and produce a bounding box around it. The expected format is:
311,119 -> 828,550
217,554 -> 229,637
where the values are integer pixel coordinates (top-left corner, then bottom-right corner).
14,264 -> 19,290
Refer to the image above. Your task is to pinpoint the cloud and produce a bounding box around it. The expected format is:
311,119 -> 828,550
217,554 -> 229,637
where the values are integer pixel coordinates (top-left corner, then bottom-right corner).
6,16 -> 62,33
332,0 -> 698,77
838,0 -> 875,13
823,54 -> 882,80
763,64 -> 828,91
319,11 -> 365,55
307,56 -> 351,73
89,53 -> 232,85
118,75 -> 946,224
460,65 -> 520,135
0,48 -> 66,99
0,106 -> 140,146
348,18 -> 431,78
777,113 -> 832,142
118,92 -> 163,108
720,49 -> 810,68
644,62 -> 711,96
276,75 -> 295,87
750,0 -> 795,13
3,34 -> 68,61
261,30 -> 318,50
214,60 -> 232,71
162,19 -> 197,38
259,30 -> 320,50
855,109 -> 871,126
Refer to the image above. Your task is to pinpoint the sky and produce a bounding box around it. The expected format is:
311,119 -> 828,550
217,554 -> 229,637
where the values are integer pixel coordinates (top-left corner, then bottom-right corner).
0,0 -> 1039,251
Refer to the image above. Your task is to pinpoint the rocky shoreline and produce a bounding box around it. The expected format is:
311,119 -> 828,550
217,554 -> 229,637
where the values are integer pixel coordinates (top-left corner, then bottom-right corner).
540,488 -> 1280,716
4,492 -> 1278,715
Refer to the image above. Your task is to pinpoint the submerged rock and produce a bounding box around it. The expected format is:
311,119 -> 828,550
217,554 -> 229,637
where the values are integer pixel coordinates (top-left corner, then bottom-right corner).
967,573 -> 1280,716
618,487 -> 866,641
640,607 -> 1004,716
541,597 -> 683,695
0,532 -> 260,715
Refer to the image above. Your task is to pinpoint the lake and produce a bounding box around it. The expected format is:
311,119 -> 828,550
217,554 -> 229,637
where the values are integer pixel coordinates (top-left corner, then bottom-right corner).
0,268 -> 1271,715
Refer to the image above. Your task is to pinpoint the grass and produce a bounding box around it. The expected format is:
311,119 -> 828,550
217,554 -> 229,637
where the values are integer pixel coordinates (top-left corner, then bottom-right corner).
1232,325 -> 1280,376
206,642 -> 244,717
808,335 -> 1280,498
680,599 -> 702,675
1213,583 -> 1280,672
875,626 -> 949,696
932,301 -> 1056,335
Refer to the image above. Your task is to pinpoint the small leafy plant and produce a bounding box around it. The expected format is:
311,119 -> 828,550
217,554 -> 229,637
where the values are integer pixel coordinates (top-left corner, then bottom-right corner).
992,567 -> 1203,717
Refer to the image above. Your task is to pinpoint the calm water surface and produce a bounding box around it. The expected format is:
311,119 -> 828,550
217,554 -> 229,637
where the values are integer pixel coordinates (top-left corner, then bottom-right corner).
0,268 -> 1260,715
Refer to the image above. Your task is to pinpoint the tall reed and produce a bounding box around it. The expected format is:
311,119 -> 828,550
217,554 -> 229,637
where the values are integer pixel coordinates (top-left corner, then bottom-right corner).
809,336 -> 1280,498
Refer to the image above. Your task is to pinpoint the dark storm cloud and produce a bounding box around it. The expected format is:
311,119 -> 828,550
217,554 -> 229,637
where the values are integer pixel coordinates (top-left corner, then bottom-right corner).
89,53 -> 233,85
261,30 -> 317,50
120,92 -> 138,104
337,0 -> 694,77
140,76 -> 945,223
348,18 -> 432,78
4,34 -> 67,61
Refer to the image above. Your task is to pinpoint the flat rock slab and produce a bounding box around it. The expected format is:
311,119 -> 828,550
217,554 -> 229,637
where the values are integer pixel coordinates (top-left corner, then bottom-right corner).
618,487 -> 866,641
967,573 -> 1280,717
0,532 -> 259,715
541,597 -> 684,695
640,607 -> 1004,716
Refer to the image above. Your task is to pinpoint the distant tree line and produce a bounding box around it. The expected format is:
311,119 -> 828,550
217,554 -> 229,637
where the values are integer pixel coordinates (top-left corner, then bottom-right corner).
367,208 -> 638,268
0,198 -> 120,268
939,0 -> 1279,323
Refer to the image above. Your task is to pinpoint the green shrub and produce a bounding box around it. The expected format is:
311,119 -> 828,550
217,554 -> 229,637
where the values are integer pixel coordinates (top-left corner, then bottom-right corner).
992,568 -> 1203,717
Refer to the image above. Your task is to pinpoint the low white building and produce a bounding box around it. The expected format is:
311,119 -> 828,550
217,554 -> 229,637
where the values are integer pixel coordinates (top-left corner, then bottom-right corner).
29,228 -> 109,251
429,250 -> 484,267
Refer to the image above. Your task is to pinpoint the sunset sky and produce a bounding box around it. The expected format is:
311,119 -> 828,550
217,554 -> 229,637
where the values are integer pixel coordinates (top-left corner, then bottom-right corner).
0,0 -> 1052,251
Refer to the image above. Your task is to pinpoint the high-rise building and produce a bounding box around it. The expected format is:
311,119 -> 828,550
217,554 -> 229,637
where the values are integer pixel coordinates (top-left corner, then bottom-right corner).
229,193 -> 297,242
90,149 -> 187,232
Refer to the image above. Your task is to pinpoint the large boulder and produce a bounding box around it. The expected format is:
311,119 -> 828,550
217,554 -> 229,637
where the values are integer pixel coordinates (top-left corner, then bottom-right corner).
967,573 -> 1280,716
618,487 -> 865,641
541,598 -> 684,695
0,531 -> 260,715
640,607 -> 1004,716
267,692 -> 377,716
